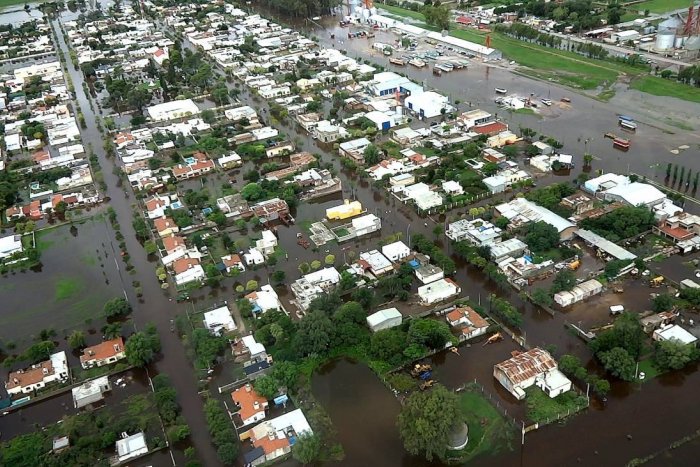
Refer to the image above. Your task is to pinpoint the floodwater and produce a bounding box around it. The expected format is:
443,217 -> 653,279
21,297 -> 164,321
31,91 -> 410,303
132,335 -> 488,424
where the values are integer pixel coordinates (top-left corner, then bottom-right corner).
0,368 -> 151,440
2,3 -> 699,466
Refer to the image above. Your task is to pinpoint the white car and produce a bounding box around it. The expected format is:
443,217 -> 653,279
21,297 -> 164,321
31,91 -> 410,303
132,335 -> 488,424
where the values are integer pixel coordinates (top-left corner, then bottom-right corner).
541,98 -> 552,106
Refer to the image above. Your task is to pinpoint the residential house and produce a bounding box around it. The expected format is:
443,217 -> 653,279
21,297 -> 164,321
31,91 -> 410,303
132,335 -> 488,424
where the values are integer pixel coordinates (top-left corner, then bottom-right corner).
251,198 -> 290,223
153,216 -> 179,238
445,306 -> 489,340
222,253 -> 246,273
243,409 -> 312,463
6,351 -> 69,395
163,235 -> 187,256
172,152 -> 215,180
326,200 -> 363,220
417,278 -> 461,305
411,260 -> 442,283
72,375 -> 111,409
291,267 -> 341,311
231,383 -> 269,426
115,432 -> 148,463
381,241 -> 411,263
0,234 -> 23,260
80,337 -> 126,369
446,219 -> 502,245
338,137 -> 371,162
172,257 -> 206,286
493,348 -> 572,401
358,250 -> 394,276
246,285 -> 283,315
203,306 -> 237,336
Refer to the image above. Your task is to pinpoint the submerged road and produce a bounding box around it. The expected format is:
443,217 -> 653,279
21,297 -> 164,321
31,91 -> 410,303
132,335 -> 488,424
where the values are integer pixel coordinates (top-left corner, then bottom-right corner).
51,15 -> 221,467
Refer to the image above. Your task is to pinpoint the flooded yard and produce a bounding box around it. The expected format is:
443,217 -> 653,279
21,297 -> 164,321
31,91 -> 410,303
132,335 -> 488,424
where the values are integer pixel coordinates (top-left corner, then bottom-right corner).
0,216 -> 124,343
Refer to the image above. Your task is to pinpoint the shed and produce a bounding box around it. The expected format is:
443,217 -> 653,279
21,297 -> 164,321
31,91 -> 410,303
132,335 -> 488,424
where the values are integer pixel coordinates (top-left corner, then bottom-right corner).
366,308 -> 403,332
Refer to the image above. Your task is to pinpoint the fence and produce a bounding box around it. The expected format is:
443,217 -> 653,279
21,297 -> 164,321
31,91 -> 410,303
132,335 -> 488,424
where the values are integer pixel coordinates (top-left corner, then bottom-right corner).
461,380 -> 519,428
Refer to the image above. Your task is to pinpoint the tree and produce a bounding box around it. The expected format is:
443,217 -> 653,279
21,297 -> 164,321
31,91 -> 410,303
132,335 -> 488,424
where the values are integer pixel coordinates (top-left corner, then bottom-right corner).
530,288 -> 553,308
292,432 -> 322,465
407,319 -> 453,349
654,339 -> 699,371
422,4 -> 451,30
651,293 -> 675,312
299,262 -> 311,274
324,254 -> 335,265
201,109 -> 216,124
104,297 -> 132,318
558,354 -> 582,377
583,153 -> 593,167
551,269 -> 576,294
241,183 -> 263,201
398,384 -> 459,460
294,311 -> 334,356
67,330 -> 85,350
144,240 -> 158,255
125,329 -> 161,367
591,312 -> 645,359
271,270 -> 286,284
594,378 -> 611,396
310,260 -> 322,270
24,341 -> 56,363
599,347 -> 636,381
494,216 -> 509,230
363,144 -> 380,165
54,200 -> 67,215
524,221 -> 559,253
217,443 -> 238,464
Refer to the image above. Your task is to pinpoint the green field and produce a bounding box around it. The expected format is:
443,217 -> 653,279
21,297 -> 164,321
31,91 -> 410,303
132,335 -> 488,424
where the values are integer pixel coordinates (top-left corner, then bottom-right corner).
380,4 -> 427,23
380,4 -> 700,102
525,387 -> 588,424
444,389 -> 515,463
630,0 -> 696,15
630,75 -> 700,104
450,28 -> 631,90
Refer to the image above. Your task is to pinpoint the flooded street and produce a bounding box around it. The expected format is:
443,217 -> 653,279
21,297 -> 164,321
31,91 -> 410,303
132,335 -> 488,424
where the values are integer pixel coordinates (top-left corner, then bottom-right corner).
45,11 -> 222,466
3,3 -> 700,466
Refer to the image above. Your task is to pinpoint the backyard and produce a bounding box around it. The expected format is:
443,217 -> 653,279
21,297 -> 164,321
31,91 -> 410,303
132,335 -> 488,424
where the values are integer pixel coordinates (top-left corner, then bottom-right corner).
446,386 -> 516,463
0,216 -> 123,343
525,386 -> 588,424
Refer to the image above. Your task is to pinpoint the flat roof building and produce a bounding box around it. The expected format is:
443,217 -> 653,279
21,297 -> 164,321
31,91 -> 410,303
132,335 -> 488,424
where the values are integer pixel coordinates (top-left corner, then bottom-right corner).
147,99 -> 200,121
418,278 -> 461,304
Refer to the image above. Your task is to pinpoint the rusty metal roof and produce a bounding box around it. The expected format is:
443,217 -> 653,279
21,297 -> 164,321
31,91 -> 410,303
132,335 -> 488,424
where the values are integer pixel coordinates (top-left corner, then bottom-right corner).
494,348 -> 557,385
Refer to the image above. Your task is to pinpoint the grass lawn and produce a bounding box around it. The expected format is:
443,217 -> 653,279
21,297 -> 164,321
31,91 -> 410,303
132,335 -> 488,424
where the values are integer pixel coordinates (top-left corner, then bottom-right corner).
379,4 -> 427,23
0,217 -> 123,343
637,358 -> 663,382
445,389 -> 515,462
632,0 -> 694,14
525,386 -> 588,424
54,277 -> 84,301
630,75 -> 700,104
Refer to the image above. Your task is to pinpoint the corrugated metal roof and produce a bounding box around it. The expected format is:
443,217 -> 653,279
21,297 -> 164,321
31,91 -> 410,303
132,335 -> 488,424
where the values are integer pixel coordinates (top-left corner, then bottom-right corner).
494,348 -> 557,385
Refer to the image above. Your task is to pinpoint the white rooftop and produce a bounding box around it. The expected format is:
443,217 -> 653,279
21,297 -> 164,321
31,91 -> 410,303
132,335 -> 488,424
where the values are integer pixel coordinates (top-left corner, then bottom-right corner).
203,306 -> 237,335
654,324 -> 698,345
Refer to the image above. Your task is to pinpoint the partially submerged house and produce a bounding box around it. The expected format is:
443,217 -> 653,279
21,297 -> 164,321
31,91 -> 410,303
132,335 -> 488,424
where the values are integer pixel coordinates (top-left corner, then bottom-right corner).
493,348 -> 572,401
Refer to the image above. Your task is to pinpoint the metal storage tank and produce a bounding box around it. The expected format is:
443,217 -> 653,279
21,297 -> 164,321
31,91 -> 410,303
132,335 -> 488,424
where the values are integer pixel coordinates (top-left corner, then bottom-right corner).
655,31 -> 675,50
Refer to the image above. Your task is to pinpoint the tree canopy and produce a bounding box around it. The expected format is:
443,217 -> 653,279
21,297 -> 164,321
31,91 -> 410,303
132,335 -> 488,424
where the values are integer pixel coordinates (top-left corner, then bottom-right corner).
524,221 -> 560,253
398,384 -> 459,460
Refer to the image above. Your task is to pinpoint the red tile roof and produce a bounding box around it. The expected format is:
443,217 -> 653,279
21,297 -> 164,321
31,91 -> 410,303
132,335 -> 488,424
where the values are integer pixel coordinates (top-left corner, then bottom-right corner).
7,360 -> 54,390
472,121 -> 508,135
163,235 -> 185,253
172,257 -> 200,274
80,337 -> 124,365
231,384 -> 268,422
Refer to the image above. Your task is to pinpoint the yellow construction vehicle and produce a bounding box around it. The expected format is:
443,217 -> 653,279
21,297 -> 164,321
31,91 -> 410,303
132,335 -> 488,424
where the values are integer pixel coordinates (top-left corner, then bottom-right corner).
650,276 -> 664,287
568,260 -> 581,271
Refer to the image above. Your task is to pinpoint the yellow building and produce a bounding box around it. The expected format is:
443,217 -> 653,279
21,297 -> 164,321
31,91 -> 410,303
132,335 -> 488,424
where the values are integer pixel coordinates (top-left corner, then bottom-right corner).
326,200 -> 363,220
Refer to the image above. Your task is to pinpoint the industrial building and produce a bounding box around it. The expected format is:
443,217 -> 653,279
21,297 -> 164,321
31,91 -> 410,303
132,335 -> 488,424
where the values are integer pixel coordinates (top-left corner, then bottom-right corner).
366,308 -> 403,332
